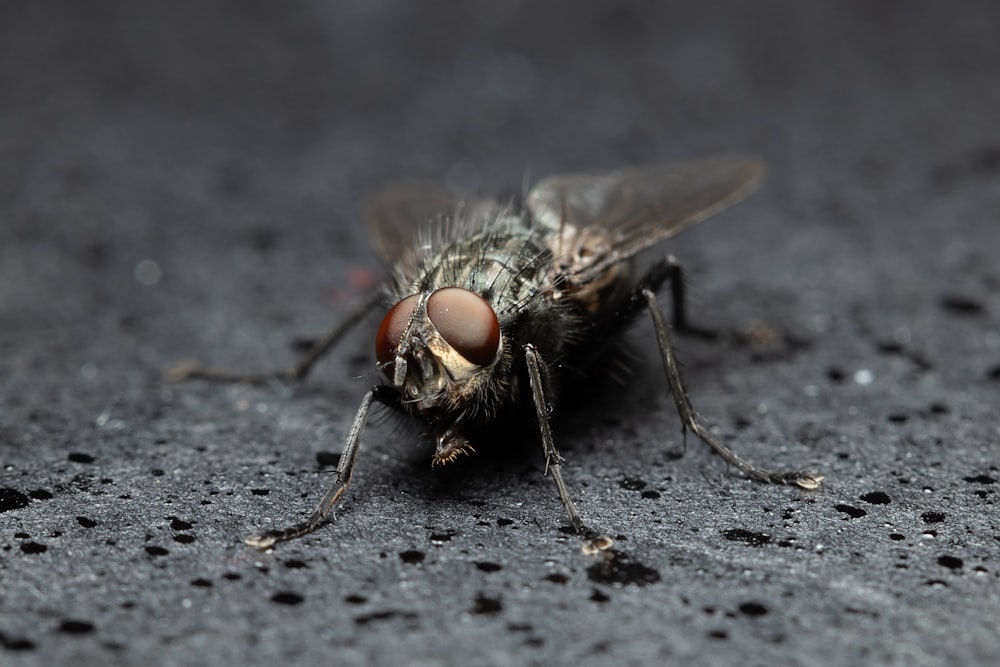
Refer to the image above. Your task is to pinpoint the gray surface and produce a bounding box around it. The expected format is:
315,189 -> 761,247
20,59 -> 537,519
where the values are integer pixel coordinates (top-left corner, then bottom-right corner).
2,2 -> 999,666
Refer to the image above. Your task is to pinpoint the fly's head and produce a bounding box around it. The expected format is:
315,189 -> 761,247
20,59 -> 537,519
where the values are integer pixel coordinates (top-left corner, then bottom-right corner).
375,287 -> 505,464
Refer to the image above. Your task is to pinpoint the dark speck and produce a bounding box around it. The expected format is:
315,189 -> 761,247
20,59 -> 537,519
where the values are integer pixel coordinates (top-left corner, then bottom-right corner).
68,452 -> 95,464
475,561 -> 502,573
272,591 -> 304,605
0,488 -> 30,512
964,474 -> 996,485
619,477 -> 646,491
921,512 -> 946,524
860,491 -> 891,505
940,294 -> 984,316
835,504 -> 867,519
586,550 -> 661,586
937,555 -> 963,570
20,541 -> 47,554
169,518 -> 193,531
471,594 -> 502,615
399,550 -> 425,564
58,620 -> 95,635
738,602 -> 768,617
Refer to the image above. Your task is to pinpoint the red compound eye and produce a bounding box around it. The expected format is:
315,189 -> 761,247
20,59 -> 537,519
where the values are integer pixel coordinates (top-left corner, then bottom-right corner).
426,287 -> 501,366
375,294 -> 420,367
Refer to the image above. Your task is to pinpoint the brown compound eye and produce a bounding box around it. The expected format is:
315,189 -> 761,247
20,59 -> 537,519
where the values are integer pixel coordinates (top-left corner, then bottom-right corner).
375,294 -> 420,368
426,287 -> 501,366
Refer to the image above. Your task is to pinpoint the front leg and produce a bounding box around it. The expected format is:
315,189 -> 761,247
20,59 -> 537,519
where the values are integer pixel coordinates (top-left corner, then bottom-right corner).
523,344 -> 613,554
244,384 -> 394,549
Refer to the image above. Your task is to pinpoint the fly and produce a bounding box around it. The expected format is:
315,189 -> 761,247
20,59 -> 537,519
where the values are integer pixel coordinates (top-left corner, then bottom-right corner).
169,154 -> 823,552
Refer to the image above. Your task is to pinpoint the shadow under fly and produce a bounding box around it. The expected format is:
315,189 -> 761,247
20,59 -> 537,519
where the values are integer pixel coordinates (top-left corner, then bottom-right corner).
169,154 -> 823,553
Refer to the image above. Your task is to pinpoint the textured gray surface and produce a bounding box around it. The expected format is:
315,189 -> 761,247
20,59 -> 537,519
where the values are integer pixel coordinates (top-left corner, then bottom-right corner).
2,2 -> 999,665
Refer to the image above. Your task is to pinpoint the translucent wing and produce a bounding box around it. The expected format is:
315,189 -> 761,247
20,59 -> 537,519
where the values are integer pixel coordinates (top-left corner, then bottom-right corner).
526,154 -> 766,278
364,180 -> 500,267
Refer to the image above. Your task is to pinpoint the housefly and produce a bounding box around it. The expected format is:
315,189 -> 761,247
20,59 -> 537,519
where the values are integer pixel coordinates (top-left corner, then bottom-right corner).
170,154 -> 823,552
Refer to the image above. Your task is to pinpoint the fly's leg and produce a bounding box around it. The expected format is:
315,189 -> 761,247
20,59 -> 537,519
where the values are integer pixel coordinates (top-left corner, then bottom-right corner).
524,344 -> 614,554
640,285 -> 823,489
245,385 -> 389,549
166,290 -> 383,385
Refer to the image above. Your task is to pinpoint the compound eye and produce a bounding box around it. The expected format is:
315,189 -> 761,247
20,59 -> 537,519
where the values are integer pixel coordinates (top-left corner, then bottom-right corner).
426,287 -> 501,366
375,294 -> 420,367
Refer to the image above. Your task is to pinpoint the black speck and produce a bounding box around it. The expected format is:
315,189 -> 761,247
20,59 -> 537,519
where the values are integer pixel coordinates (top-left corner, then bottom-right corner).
835,504 -> 867,519
590,588 -> 610,603
738,602 -> 768,617
826,367 -> 846,383
475,561 -> 502,573
940,294 -> 984,316
145,545 -> 169,557
284,559 -> 308,569
0,488 -> 29,513
471,593 -> 502,615
250,488 -> 270,496
68,452 -> 95,464
707,629 -> 728,640
345,594 -> 366,605
223,573 -> 242,581
150,468 -> 165,477
58,620 -> 95,635
964,474 -> 996,485
77,516 -> 97,528
20,541 -> 47,555
938,555 -> 963,570
496,517 -> 514,527
586,550 -> 661,587
169,518 -> 193,530
886,413 -> 908,424
272,591 -> 304,605
722,529 -> 772,547
28,489 -> 53,500
889,533 -> 905,541
0,634 -> 35,651
172,534 -> 195,544
399,549 -> 425,564
860,491 -> 891,505
191,578 -> 212,588
619,477 -> 647,491
988,364 -> 1000,381
921,512 -> 946,524
641,490 -> 661,500
544,573 -> 569,584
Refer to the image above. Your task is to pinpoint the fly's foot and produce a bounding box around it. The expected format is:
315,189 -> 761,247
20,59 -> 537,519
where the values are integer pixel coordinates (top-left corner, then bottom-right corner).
793,471 -> 824,490
164,359 -> 205,382
245,533 -> 278,550
581,534 -> 614,556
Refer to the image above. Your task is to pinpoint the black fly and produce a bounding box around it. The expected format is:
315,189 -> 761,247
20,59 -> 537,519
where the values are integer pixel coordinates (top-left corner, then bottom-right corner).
170,154 -> 823,552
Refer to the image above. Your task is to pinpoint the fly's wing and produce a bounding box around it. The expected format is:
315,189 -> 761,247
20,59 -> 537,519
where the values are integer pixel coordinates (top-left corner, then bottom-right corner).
364,180 -> 502,268
526,155 -> 766,280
